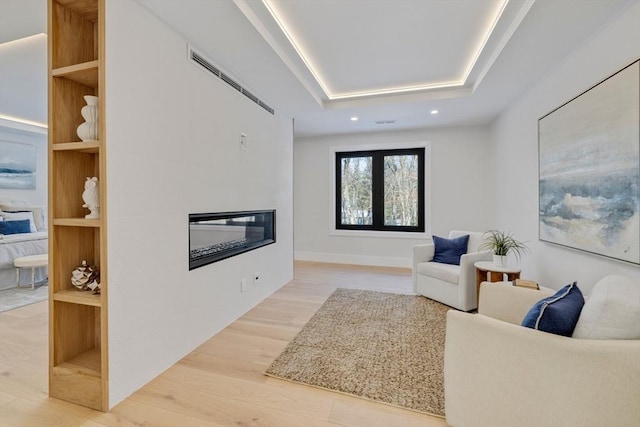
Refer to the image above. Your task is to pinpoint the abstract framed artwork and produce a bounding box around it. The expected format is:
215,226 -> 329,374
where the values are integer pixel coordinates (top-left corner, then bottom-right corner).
0,140 -> 37,189
539,59 -> 639,265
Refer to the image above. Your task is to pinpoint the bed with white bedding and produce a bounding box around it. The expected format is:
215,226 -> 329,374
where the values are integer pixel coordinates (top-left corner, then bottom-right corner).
0,199 -> 48,290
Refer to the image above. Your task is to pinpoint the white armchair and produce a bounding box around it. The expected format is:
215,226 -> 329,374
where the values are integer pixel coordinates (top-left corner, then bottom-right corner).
412,230 -> 491,311
444,281 -> 640,427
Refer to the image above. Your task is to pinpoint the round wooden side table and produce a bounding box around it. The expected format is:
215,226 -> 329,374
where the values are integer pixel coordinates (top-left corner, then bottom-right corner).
474,261 -> 522,304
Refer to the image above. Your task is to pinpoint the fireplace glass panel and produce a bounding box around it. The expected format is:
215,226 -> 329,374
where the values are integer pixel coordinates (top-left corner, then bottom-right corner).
189,210 -> 275,270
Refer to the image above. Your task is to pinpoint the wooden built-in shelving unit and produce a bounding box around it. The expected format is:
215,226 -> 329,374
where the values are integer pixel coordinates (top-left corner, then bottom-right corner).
48,0 -> 108,411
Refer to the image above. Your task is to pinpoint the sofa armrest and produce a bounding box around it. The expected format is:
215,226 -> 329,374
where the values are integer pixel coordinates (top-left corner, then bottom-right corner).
455,250 -> 492,309
459,250 -> 492,288
413,242 -> 434,263
478,281 -> 554,325
412,243 -> 434,287
444,311 -> 640,427
460,249 -> 492,265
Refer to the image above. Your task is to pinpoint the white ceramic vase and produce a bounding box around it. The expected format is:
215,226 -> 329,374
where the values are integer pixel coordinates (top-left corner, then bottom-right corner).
76,95 -> 99,141
493,254 -> 507,267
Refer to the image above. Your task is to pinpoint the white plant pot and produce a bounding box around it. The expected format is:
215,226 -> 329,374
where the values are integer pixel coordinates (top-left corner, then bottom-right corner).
493,254 -> 507,267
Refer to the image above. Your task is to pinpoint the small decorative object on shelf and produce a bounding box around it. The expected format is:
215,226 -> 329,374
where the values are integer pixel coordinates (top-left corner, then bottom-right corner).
76,95 -> 99,141
71,260 -> 99,291
82,176 -> 100,219
87,279 -> 101,295
479,230 -> 529,267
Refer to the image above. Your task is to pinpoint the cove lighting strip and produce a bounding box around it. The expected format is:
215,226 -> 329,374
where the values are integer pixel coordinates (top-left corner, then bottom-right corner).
261,0 -> 509,100
0,114 -> 48,133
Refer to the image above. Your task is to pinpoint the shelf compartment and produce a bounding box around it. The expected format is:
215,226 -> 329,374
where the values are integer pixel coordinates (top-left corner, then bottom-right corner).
51,0 -> 98,69
51,301 -> 101,365
52,141 -> 100,153
51,347 -> 102,411
54,218 -> 101,227
52,60 -> 99,87
56,0 -> 99,22
51,150 -> 99,219
50,226 -> 100,294
51,77 -> 98,143
54,289 -> 102,307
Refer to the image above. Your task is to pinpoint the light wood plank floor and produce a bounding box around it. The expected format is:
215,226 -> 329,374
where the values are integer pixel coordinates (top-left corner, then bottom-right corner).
0,261 -> 448,426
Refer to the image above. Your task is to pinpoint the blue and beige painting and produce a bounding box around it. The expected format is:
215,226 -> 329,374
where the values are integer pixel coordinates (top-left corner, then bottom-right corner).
539,61 -> 639,264
0,140 -> 36,190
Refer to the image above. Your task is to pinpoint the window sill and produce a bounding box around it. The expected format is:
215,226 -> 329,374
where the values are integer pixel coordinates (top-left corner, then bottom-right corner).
330,229 -> 430,239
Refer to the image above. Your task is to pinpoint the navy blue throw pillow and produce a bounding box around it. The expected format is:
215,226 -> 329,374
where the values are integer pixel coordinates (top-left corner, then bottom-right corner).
432,234 -> 469,265
521,282 -> 585,337
0,219 -> 32,235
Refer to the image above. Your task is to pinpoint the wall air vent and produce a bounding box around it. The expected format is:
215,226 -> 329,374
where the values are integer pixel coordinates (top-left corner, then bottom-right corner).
191,50 -> 220,77
188,45 -> 274,116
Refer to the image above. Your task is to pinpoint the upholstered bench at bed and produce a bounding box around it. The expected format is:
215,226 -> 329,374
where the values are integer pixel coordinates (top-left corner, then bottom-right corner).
14,253 -> 48,289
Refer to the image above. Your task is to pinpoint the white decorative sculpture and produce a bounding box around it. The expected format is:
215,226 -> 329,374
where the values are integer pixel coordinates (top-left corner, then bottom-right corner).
82,177 -> 100,219
76,95 -> 99,141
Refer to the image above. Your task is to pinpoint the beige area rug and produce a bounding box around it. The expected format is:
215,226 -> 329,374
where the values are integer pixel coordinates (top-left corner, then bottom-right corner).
265,288 -> 450,417
0,283 -> 48,313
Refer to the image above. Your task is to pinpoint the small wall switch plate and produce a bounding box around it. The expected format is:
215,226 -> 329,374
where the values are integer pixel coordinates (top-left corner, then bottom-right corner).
240,133 -> 248,150
241,277 -> 248,292
253,273 -> 260,285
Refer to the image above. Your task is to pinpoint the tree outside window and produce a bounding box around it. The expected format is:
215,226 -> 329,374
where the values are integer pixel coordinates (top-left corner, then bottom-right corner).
336,148 -> 424,232
340,156 -> 372,225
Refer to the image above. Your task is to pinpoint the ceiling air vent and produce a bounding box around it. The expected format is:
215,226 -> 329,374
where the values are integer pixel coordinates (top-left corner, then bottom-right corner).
374,120 -> 396,125
188,45 -> 274,116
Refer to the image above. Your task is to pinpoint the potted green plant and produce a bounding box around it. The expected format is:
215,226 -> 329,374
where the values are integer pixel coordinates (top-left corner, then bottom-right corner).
479,230 -> 529,267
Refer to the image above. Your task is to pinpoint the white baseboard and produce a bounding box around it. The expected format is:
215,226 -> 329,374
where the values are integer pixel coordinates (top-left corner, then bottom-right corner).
294,251 -> 411,268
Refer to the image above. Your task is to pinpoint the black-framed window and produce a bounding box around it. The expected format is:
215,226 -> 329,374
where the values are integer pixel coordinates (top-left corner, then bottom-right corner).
336,147 -> 425,232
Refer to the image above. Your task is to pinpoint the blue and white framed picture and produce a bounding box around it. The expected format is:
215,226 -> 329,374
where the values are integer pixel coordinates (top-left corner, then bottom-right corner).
539,59 -> 640,265
0,140 -> 37,189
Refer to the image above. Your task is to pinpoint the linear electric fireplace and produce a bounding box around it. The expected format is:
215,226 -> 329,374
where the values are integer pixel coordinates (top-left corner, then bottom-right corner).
189,210 -> 275,270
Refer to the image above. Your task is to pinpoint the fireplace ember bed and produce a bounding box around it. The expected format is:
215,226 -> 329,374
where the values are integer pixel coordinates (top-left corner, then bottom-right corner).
189,210 -> 275,270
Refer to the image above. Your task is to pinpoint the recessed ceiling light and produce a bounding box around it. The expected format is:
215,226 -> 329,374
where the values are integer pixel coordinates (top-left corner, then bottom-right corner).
430,110 -> 439,115
350,116 -> 359,121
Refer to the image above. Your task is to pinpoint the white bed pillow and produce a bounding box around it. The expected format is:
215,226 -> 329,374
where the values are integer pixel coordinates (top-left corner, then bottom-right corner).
0,211 -> 37,233
0,205 -> 46,231
573,275 -> 640,339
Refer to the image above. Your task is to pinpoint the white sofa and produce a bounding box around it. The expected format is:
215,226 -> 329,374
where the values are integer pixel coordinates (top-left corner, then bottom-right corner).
444,279 -> 640,427
412,230 -> 491,311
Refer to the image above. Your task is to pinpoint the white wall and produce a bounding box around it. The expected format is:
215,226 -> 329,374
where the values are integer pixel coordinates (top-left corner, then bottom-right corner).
0,33 -> 47,124
105,1 -> 293,407
294,126 -> 494,267
0,32 -> 47,209
490,1 -> 640,294
0,125 -> 47,207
